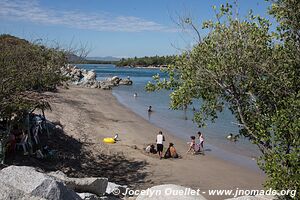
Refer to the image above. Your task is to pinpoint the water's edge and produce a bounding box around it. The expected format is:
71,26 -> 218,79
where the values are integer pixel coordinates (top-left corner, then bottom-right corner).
112,90 -> 262,173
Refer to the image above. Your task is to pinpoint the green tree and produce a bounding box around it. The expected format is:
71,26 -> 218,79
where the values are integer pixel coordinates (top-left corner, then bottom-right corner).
0,34 -> 68,163
146,1 -> 299,198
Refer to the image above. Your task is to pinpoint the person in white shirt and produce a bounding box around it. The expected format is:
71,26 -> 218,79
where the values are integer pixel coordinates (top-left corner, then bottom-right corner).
198,131 -> 204,153
156,131 -> 165,159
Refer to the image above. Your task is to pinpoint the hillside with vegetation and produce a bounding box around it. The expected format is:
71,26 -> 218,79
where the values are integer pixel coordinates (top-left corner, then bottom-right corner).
116,55 -> 175,67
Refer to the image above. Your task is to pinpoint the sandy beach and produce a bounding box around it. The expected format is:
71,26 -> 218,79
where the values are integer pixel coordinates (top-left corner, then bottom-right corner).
45,86 -> 265,200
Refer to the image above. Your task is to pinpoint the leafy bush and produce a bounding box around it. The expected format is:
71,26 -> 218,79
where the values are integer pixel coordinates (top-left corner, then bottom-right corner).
146,1 -> 299,198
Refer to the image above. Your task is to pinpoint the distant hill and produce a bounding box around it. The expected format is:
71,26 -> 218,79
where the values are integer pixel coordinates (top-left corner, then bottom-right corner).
86,56 -> 121,62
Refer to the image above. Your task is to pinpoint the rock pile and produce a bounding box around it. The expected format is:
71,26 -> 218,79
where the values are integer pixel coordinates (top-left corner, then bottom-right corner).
0,166 -> 273,200
61,64 -> 133,90
0,166 -> 127,200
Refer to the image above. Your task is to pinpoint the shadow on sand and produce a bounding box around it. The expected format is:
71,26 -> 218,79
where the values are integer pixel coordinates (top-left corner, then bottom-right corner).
5,123 -> 149,187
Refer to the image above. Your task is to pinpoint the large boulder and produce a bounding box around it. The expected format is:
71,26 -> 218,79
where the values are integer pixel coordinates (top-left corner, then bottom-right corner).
0,181 -> 44,200
110,76 -> 121,85
0,166 -> 81,200
106,182 -> 127,196
84,70 -> 97,81
48,171 -> 108,197
136,184 -> 207,200
119,78 -> 133,85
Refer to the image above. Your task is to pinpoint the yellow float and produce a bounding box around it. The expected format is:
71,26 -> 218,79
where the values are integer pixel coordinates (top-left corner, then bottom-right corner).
103,137 -> 116,144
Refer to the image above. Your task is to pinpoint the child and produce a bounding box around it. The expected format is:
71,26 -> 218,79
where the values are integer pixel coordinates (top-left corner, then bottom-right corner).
198,131 -> 204,153
187,136 -> 196,154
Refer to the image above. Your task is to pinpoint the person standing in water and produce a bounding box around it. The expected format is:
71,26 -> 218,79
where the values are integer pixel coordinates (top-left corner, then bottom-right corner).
156,131 -> 165,159
198,131 -> 204,153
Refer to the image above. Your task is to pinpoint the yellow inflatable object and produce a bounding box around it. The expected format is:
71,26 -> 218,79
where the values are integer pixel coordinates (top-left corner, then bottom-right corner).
103,138 -> 115,144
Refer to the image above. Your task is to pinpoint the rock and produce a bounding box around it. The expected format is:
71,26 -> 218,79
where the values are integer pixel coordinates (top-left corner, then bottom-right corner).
78,192 -> 101,200
61,65 -> 133,89
119,78 -> 133,85
106,182 -> 127,196
48,170 -> 108,197
136,184 -> 207,200
84,70 -> 97,81
225,195 -> 275,200
0,182 -> 42,200
0,166 -> 81,200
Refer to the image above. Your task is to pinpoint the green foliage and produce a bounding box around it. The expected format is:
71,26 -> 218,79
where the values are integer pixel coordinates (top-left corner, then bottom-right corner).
146,1 -> 299,198
0,34 -> 67,162
0,34 -> 67,120
116,55 -> 175,67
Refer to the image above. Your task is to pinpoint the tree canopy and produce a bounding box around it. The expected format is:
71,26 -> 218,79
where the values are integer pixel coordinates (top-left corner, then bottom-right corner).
146,1 -> 299,198
0,34 -> 67,121
116,55 -> 175,67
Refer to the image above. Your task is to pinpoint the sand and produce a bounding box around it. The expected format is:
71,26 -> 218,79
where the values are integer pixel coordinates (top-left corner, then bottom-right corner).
45,86 -> 265,200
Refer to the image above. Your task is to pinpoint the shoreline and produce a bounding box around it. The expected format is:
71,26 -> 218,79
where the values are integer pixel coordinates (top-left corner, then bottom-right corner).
45,86 -> 265,200
112,90 -> 261,172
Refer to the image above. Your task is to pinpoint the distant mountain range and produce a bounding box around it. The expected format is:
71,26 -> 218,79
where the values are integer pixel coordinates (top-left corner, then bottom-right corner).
86,56 -> 121,61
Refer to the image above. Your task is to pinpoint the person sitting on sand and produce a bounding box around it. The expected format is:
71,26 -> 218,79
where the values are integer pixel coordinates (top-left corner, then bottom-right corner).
164,143 -> 179,159
145,144 -> 157,154
148,106 -> 152,112
187,136 -> 196,154
198,131 -> 204,152
156,131 -> 165,159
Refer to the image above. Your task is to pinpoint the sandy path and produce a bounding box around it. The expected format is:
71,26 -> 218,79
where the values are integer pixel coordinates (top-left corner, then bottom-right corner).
46,87 -> 265,200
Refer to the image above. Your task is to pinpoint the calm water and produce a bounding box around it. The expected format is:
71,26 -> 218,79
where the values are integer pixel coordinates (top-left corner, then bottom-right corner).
77,64 -> 261,170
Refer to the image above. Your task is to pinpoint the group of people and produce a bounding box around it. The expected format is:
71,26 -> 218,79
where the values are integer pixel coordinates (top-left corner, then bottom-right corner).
145,131 -> 178,159
187,131 -> 205,154
143,104 -> 205,158
146,130 -> 205,159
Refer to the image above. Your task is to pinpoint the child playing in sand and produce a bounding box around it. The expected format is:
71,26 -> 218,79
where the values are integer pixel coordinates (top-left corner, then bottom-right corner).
187,136 -> 196,154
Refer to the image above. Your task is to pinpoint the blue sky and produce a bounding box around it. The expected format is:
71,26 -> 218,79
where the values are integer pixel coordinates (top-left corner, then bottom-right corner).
0,0 -> 272,57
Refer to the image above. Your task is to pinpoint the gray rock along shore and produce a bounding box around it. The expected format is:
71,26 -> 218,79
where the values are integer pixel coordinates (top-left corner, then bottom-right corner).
0,166 -> 126,200
0,166 -> 275,200
61,64 -> 133,90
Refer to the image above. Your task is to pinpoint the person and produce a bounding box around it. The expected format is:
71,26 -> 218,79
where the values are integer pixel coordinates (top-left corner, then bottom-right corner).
164,143 -> 178,159
148,106 -> 152,112
114,133 -> 119,141
145,144 -> 157,154
227,133 -> 233,140
133,93 -> 137,97
198,131 -> 204,152
187,136 -> 196,154
227,133 -> 238,142
156,131 -> 165,159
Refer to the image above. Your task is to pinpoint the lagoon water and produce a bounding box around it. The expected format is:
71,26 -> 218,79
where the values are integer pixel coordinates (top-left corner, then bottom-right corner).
78,64 -> 261,170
